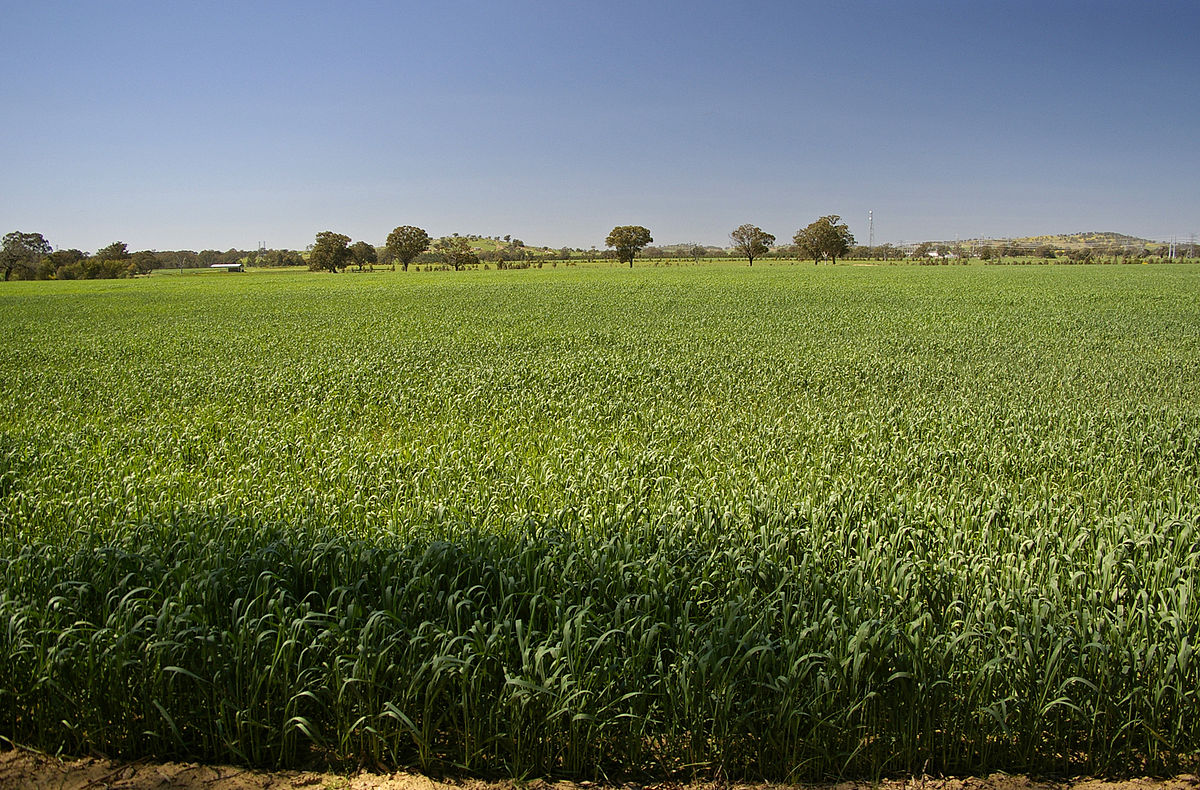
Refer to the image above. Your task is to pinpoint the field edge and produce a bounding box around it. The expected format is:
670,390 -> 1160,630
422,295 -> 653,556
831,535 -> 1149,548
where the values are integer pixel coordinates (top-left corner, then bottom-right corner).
2,747 -> 1199,790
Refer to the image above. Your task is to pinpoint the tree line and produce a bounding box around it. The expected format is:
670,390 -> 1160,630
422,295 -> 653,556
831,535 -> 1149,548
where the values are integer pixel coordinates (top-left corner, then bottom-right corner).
0,234 -> 308,281
305,216 -> 857,274
4,218 -> 1192,281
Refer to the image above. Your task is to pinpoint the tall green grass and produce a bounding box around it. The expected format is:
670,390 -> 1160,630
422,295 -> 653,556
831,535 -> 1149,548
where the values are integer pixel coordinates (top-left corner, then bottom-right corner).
1,264 -> 1198,777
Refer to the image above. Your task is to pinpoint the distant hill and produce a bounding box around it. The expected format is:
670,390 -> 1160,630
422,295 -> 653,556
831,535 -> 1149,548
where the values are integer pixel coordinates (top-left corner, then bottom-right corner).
438,234 -> 558,254
939,231 -> 1162,251
655,243 -> 728,255
1011,231 -> 1158,250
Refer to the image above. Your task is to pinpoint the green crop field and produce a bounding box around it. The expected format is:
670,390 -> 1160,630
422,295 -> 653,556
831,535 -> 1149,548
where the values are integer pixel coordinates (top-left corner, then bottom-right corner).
1,263 -> 1198,779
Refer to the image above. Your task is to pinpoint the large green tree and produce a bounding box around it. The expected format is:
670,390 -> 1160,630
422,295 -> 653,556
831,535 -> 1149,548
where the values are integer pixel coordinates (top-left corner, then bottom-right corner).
605,225 -> 653,268
793,215 -> 854,265
1,231 -> 52,280
128,250 -> 159,275
95,241 -> 130,261
38,249 -> 88,280
384,225 -> 430,272
308,231 -> 352,273
729,224 -> 775,267
350,241 -> 378,272
435,236 -> 479,271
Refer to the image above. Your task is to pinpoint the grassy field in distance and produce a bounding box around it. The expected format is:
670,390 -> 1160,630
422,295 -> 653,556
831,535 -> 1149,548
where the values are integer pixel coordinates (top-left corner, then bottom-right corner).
1,263 -> 1198,778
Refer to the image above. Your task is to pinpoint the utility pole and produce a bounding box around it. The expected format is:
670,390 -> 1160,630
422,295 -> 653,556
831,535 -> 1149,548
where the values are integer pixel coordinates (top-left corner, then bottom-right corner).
868,210 -> 874,252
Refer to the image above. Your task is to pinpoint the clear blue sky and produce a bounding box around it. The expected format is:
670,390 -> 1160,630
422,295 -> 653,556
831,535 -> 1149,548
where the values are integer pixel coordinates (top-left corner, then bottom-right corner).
2,0 -> 1197,253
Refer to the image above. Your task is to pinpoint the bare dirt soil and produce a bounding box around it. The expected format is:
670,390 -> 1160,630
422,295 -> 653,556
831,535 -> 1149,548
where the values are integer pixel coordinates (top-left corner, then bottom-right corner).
1,750 -> 1197,790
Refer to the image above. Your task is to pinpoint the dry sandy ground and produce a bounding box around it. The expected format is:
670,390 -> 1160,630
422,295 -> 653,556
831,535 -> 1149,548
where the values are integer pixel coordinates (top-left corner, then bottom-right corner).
1,750 -> 1197,790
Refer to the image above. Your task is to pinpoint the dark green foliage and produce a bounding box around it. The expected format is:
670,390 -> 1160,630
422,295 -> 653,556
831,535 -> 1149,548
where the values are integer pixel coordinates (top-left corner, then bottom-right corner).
95,241 -> 131,261
794,216 -> 854,265
257,249 -> 306,268
729,224 -> 775,266
434,236 -> 479,271
350,241 -> 378,272
309,231 -> 352,273
384,226 -> 431,272
2,512 -> 1197,777
129,251 -> 159,275
605,226 -> 653,267
1,231 -> 52,280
